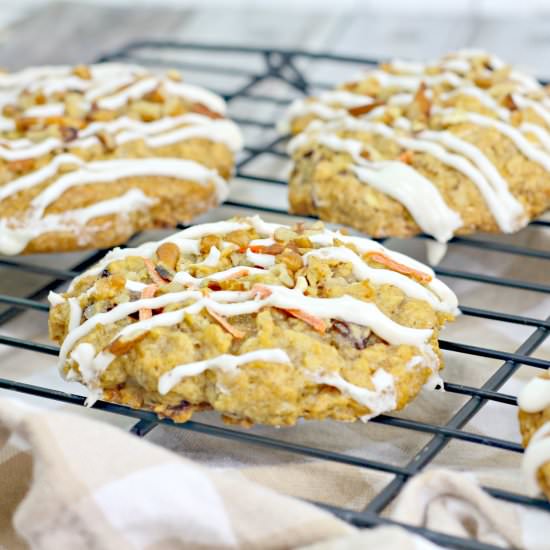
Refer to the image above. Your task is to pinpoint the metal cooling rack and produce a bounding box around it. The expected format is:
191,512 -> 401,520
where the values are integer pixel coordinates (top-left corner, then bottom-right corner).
0,42 -> 549,550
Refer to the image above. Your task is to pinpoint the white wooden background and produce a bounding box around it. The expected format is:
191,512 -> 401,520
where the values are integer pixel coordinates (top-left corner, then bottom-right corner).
0,1 -> 549,77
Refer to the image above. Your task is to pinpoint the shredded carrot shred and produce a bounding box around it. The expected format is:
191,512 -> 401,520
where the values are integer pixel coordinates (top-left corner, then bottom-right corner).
251,284 -> 325,333
139,284 -> 158,321
224,268 -> 250,280
251,284 -> 272,299
144,258 -> 168,285
366,252 -> 432,283
398,150 -> 414,165
207,308 -> 246,339
283,308 -> 326,334
249,243 -> 285,255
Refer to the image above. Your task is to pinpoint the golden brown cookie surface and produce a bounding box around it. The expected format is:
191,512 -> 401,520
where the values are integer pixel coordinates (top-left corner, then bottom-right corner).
49,216 -> 456,427
0,63 -> 242,254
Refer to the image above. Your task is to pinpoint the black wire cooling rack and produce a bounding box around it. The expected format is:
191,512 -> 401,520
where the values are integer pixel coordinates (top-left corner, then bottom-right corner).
0,42 -> 549,550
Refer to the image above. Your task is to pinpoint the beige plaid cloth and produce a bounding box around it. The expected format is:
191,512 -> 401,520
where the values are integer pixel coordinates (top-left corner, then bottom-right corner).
0,398 -> 547,550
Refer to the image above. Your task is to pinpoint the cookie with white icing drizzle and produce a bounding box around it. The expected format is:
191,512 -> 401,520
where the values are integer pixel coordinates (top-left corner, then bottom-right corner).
518,370 -> 550,499
0,63 -> 243,254
49,215 -> 457,427
282,49 -> 550,242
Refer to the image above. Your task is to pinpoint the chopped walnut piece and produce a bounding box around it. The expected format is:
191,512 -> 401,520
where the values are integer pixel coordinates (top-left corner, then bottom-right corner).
72,64 -> 92,80
199,234 -> 222,255
360,150 -> 371,160
15,117 -> 38,131
7,159 -> 35,173
88,108 -> 118,122
331,320 -> 371,350
2,104 -> 18,117
291,235 -> 313,249
293,222 -> 306,234
502,93 -> 518,111
276,248 -> 303,272
109,330 -> 148,355
342,81 -> 359,92
144,86 -> 166,104
192,103 -> 223,119
166,69 -> 183,82
225,230 -> 250,250
44,116 -> 85,129
60,126 -> 78,142
413,82 -> 431,119
474,75 -> 492,89
399,150 -> 414,165
156,242 -> 180,270
97,130 -> 116,151
274,227 -> 298,243
249,243 -> 285,255
347,101 -> 383,117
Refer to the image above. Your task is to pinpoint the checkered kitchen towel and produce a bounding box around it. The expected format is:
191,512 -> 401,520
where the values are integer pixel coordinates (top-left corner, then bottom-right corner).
0,398 -> 547,549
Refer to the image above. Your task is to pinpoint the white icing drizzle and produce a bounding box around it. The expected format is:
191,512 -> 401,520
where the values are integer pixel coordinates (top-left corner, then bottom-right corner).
158,349 -> 291,395
96,77 -> 159,110
0,158 -> 226,255
291,130 -> 463,242
387,93 -> 414,106
163,80 -> 226,115
198,246 -> 221,267
0,114 -> 242,161
366,70 -> 464,91
304,246 -> 451,312
0,188 -> 155,255
312,368 -> 396,421
518,374 -> 550,413
520,122 -> 550,152
24,103 -> 65,117
69,220 -> 248,288
522,421 -> 550,496
512,94 -> 550,127
295,116 -> 526,234
426,241 -> 448,266
416,130 -> 527,232
245,249 -> 276,268
48,290 -> 65,306
509,70 -> 542,92
70,342 -> 115,406
67,297 -> 82,332
125,280 -> 147,292
440,58 -> 471,74
317,90 -> 374,108
173,265 -> 265,286
459,111 -> 550,171
387,60 -> 426,75
34,157 -> 225,215
0,137 -> 61,161
441,87 -> 510,121
306,231 -> 457,314
59,279 -> 434,376
58,289 -> 203,365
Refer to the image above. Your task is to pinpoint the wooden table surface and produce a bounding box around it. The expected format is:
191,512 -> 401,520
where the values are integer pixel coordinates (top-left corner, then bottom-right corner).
0,1 -> 549,77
